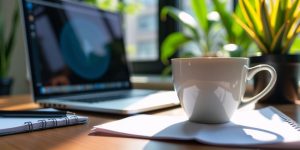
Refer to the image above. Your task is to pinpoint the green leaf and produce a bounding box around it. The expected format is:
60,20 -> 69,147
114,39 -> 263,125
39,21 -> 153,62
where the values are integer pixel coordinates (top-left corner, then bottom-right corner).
161,6 -> 199,40
121,3 -> 142,14
231,8 -> 253,56
161,65 -> 172,76
0,2 -> 20,78
285,0 -> 299,20
5,3 -> 19,60
161,32 -> 193,64
0,14 -> 6,77
239,0 -> 254,29
286,13 -> 300,40
270,24 -> 286,53
241,0 -> 263,40
235,0 -> 300,54
212,0 -> 234,42
290,37 -> 300,54
231,4 -> 245,39
190,0 -> 208,33
96,0 -> 118,12
271,0 -> 283,34
260,1 -> 272,47
233,14 -> 268,53
283,20 -> 300,53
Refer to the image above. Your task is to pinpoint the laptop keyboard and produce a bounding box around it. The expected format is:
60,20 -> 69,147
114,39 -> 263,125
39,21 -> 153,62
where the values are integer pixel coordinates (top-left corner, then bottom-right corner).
62,90 -> 154,103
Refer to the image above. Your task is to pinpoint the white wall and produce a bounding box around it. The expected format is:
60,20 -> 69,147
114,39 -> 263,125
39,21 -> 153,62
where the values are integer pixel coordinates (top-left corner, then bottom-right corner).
1,0 -> 29,94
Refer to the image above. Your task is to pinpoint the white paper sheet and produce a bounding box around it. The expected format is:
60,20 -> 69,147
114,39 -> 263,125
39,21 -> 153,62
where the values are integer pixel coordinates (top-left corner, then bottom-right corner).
92,107 -> 300,147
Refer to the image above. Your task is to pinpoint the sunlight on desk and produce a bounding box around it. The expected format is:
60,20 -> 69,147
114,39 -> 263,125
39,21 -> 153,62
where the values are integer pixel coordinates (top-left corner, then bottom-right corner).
0,95 -> 300,150
0,103 -> 39,110
0,100 -> 6,105
0,96 -> 39,110
49,132 -> 90,149
123,91 -> 179,111
243,128 -> 278,142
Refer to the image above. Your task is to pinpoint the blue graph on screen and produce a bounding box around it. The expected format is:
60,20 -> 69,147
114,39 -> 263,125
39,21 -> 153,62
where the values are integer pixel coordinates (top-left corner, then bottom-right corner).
60,18 -> 111,80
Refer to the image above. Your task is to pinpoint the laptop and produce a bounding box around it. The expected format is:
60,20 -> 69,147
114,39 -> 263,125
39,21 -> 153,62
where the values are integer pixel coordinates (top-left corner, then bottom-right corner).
20,0 -> 179,114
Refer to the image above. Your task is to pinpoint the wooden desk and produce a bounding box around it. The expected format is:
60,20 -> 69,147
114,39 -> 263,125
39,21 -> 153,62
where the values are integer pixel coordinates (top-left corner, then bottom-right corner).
0,95 -> 299,150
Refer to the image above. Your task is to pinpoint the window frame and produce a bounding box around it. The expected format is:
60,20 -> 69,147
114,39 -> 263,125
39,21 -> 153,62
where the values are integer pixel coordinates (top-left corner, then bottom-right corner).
129,0 -> 180,74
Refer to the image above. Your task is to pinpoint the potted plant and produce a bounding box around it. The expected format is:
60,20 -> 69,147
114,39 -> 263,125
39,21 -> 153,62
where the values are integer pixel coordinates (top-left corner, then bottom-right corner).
212,0 -> 254,57
160,0 -> 253,75
0,3 -> 19,95
234,0 -> 300,103
160,0 -> 225,66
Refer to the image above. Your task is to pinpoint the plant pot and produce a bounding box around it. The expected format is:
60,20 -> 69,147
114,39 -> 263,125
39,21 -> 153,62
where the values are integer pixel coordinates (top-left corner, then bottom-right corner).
250,55 -> 300,104
0,77 -> 13,96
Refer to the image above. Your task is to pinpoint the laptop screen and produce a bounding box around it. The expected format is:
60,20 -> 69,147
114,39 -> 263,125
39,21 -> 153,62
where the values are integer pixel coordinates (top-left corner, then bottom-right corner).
21,0 -> 132,98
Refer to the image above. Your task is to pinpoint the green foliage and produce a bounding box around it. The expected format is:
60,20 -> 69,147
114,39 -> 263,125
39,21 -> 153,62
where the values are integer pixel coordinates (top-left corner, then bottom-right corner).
290,37 -> 300,54
160,0 -> 225,65
160,0 -> 254,66
161,6 -> 199,41
190,0 -> 209,33
212,0 -> 253,57
234,0 -> 300,54
0,2 -> 19,78
84,0 -> 142,13
160,32 -> 193,64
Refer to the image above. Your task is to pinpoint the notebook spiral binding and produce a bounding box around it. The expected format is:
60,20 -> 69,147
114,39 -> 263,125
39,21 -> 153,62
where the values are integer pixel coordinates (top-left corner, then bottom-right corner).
71,115 -> 79,123
38,120 -> 47,129
270,107 -> 300,131
48,118 -> 58,127
24,121 -> 33,132
22,116 -> 81,132
64,117 -> 70,125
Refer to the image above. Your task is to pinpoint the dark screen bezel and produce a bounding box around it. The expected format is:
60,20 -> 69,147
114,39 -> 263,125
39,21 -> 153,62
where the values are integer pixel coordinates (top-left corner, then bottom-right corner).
20,0 -> 133,100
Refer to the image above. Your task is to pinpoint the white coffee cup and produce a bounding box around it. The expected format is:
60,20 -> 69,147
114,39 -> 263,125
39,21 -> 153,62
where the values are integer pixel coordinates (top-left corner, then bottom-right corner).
172,57 -> 277,123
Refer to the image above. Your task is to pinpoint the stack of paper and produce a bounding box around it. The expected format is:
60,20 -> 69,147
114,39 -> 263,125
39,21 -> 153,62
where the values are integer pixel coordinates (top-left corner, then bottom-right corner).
92,107 -> 300,148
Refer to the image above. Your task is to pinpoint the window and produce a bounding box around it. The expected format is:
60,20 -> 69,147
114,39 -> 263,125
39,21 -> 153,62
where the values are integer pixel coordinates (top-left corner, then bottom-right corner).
127,0 -> 236,74
124,0 -> 158,62
125,0 -> 179,74
137,15 -> 156,33
136,41 -> 157,60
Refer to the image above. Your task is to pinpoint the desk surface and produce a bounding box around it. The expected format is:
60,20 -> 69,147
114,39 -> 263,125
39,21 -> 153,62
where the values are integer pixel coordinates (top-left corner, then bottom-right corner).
0,95 -> 299,150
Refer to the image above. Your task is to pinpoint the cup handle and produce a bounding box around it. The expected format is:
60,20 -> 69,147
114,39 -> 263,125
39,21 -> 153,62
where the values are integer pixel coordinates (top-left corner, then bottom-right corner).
240,64 -> 277,106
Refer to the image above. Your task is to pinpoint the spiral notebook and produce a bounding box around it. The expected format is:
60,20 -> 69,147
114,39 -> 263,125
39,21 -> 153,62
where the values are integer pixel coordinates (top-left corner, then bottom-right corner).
92,107 -> 300,148
0,109 -> 88,136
